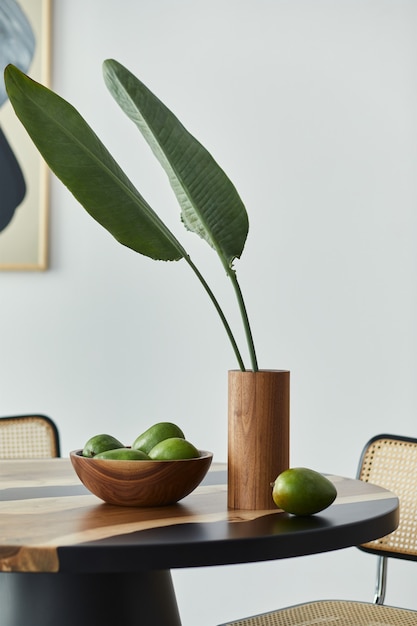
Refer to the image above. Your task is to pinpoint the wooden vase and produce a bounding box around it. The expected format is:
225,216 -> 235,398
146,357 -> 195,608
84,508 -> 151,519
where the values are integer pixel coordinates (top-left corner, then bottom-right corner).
228,369 -> 290,510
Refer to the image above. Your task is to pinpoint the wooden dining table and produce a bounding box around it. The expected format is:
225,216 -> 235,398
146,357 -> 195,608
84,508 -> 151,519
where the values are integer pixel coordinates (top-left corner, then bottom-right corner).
0,458 -> 399,626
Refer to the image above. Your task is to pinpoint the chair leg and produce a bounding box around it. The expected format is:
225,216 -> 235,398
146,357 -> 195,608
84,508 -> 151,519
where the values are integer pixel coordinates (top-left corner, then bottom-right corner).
373,555 -> 388,605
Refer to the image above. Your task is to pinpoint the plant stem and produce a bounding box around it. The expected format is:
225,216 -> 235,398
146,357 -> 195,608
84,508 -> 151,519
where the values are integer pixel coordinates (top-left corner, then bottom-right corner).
229,271 -> 259,372
184,255 -> 246,371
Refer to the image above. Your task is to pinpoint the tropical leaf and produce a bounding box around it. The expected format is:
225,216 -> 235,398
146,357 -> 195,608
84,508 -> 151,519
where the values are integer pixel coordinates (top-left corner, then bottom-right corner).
4,62 -> 257,370
103,59 -> 249,271
4,64 -> 184,262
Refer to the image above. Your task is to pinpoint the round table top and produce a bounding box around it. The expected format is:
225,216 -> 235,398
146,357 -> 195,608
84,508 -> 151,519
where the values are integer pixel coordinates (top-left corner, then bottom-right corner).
0,458 -> 399,574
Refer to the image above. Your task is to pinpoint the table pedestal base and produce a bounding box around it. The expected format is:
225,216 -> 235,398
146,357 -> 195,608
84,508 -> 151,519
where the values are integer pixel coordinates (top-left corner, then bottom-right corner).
0,570 -> 181,626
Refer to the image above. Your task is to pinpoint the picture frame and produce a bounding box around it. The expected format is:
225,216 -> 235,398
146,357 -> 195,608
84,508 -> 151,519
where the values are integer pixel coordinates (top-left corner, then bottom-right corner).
0,0 -> 51,270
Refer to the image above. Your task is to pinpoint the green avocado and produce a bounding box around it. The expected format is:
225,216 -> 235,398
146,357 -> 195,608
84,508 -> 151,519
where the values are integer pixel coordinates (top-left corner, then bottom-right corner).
94,447 -> 150,460
82,433 -> 124,458
272,467 -> 337,516
148,437 -> 199,460
132,422 -> 185,454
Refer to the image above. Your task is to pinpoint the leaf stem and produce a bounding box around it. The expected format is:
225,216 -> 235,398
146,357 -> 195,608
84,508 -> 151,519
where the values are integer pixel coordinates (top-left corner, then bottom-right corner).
183,255 -> 246,371
228,271 -> 259,372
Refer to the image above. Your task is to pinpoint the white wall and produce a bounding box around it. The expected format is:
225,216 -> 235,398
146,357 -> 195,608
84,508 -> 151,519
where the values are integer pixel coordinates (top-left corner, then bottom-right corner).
1,1 -> 417,624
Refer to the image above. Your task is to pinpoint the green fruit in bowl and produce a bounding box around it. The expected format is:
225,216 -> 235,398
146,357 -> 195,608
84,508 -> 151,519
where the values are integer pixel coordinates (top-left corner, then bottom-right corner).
148,437 -> 199,460
94,448 -> 150,460
82,434 -> 124,458
132,422 -> 185,454
272,467 -> 337,516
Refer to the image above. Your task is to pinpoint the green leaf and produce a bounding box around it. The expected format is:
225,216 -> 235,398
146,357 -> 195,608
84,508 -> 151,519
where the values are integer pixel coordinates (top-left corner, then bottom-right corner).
4,64 -> 184,262
103,59 -> 249,271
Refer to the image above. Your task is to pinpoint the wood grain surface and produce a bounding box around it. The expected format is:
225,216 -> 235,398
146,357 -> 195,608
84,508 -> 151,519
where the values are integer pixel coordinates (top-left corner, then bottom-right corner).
0,459 -> 398,574
228,370 -> 290,509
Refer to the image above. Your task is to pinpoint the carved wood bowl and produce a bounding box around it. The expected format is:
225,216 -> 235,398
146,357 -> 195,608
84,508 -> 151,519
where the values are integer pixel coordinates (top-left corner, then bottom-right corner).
70,449 -> 213,507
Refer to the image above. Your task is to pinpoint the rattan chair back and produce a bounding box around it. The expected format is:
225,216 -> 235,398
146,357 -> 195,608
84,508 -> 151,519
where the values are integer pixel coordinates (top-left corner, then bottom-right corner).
0,415 -> 60,458
358,434 -> 417,561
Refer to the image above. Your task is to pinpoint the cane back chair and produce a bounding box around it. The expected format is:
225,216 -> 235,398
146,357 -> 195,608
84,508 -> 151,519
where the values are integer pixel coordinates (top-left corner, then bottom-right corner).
0,414 -> 60,458
219,433 -> 417,626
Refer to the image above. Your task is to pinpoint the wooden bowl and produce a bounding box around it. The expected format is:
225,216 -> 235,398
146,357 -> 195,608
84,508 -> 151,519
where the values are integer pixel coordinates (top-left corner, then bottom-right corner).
70,449 -> 213,507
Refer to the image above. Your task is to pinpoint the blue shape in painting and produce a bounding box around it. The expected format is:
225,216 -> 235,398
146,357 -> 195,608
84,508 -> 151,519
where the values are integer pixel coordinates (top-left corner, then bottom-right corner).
0,125 -> 25,230
0,0 -> 35,232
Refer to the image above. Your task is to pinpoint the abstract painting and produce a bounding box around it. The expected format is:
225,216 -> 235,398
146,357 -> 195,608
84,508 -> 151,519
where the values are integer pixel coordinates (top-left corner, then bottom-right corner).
0,0 -> 50,270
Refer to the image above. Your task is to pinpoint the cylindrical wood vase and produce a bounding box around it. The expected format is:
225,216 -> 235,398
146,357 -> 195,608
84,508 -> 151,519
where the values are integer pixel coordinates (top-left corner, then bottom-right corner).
228,369 -> 290,510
